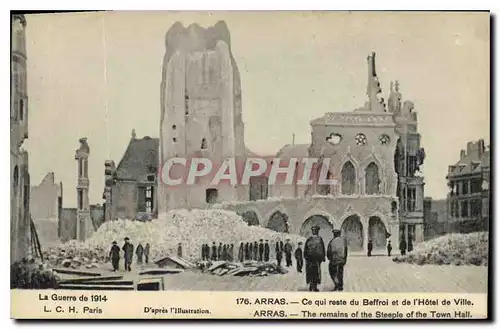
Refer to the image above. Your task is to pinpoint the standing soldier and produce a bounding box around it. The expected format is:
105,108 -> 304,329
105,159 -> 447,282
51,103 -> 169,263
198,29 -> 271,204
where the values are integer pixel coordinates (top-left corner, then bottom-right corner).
367,239 -> 373,257
144,243 -> 150,264
387,240 -> 393,257
136,243 -> 144,264
264,240 -> 270,262
238,242 -> 244,262
109,241 -> 120,272
122,237 -> 134,272
284,239 -> 293,267
258,239 -> 264,262
294,242 -> 304,273
327,229 -> 348,291
222,244 -> 228,261
177,243 -> 183,258
229,244 -> 234,262
253,241 -> 259,260
275,241 -> 283,267
407,238 -> 413,253
218,243 -> 223,261
248,242 -> 254,260
304,226 -> 326,292
244,242 -> 249,261
399,237 -> 407,256
211,242 -> 217,261
201,244 -> 206,261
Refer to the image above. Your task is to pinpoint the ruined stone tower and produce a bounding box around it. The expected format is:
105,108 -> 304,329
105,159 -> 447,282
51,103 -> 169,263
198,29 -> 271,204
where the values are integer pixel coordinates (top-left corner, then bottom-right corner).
159,21 -> 246,211
75,137 -> 93,241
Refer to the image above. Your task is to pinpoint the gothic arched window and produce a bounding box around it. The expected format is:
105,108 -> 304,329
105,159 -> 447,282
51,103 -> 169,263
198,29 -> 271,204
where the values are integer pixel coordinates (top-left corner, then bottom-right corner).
341,161 -> 356,195
365,162 -> 380,195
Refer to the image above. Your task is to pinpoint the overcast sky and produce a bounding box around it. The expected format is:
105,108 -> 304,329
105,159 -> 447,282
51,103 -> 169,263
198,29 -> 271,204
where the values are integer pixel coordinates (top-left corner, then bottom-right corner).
23,11 -> 489,208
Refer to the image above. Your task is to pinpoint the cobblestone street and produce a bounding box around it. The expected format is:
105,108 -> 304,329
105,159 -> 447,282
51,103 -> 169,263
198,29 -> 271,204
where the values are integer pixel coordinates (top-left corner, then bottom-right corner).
159,255 -> 487,293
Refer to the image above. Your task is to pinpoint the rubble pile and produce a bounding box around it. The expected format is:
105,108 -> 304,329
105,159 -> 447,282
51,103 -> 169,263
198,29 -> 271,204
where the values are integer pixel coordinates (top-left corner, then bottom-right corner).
46,209 -> 305,265
203,260 -> 288,277
393,232 -> 488,266
43,242 -> 107,269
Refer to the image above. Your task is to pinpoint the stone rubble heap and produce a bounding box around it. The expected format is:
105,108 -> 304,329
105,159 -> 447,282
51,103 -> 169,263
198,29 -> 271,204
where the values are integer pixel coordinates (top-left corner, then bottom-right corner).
45,209 -> 305,266
392,232 -> 488,266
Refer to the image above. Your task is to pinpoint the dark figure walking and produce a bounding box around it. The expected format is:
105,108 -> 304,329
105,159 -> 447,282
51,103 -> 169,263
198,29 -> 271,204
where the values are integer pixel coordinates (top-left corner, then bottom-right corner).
244,242 -> 250,261
258,239 -> 264,262
387,240 -> 392,257
109,241 -> 120,272
238,243 -> 244,262
122,237 -> 134,272
264,240 -> 270,262
218,243 -> 223,261
399,238 -> 407,256
284,239 -> 293,267
275,241 -> 283,267
304,226 -> 326,292
327,229 -> 348,291
144,243 -> 150,264
253,241 -> 258,260
407,239 -> 413,253
294,242 -> 304,273
211,242 -> 217,261
136,243 -> 144,264
367,239 -> 373,257
201,244 -> 206,261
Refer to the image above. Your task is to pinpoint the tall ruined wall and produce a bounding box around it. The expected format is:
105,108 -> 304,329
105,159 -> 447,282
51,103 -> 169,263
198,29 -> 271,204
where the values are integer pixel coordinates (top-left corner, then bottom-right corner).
159,21 -> 246,212
30,172 -> 61,220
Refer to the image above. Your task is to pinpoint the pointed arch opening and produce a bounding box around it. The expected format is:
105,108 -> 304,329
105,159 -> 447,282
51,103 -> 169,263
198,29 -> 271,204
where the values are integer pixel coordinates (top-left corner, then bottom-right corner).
267,211 -> 289,233
368,216 -> 388,250
300,215 -> 333,244
365,162 -> 380,195
341,161 -> 356,195
341,214 -> 363,251
241,211 -> 260,226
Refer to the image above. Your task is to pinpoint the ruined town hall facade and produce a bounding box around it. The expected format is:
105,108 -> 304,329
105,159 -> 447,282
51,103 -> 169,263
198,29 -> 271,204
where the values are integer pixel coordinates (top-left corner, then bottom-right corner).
103,21 -> 426,252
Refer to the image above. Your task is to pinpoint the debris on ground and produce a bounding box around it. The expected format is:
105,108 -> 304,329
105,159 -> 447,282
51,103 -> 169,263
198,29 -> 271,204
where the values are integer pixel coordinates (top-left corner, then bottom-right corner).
44,209 -> 305,266
203,260 -> 288,277
392,232 -> 488,266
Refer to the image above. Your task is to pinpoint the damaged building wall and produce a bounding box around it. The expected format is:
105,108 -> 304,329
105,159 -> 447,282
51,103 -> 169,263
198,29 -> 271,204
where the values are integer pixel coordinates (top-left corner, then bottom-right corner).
30,172 -> 61,220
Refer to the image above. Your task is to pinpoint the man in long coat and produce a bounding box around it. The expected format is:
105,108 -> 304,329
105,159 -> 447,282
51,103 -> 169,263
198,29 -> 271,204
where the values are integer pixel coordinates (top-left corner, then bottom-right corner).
258,239 -> 264,262
253,241 -> 259,260
109,241 -> 120,272
327,229 -> 348,291
238,243 -> 244,262
244,242 -> 250,261
284,239 -> 293,267
122,237 -> 134,272
264,240 -> 270,262
304,226 -> 326,292
211,242 -> 217,261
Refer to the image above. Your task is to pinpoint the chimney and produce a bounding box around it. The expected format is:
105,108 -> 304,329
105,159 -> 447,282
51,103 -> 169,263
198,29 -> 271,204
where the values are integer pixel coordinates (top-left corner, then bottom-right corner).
460,149 -> 466,159
478,139 -> 485,157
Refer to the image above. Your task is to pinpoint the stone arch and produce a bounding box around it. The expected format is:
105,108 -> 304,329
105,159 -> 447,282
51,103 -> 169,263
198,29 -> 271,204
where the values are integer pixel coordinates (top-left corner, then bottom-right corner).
239,206 -> 263,226
300,214 -> 334,244
266,210 -> 289,233
368,216 -> 388,250
361,152 -> 385,194
303,207 -> 336,228
340,213 -> 364,251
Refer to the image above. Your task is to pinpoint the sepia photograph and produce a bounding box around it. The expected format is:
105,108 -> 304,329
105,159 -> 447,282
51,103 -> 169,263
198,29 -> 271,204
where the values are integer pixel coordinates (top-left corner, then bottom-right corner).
9,10 -> 490,319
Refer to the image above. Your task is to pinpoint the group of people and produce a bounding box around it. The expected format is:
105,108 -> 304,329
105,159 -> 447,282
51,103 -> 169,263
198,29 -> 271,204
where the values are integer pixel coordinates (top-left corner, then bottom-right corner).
108,237 -> 151,272
238,240 -> 271,262
366,237 -> 413,257
201,242 -> 235,262
303,226 -> 348,292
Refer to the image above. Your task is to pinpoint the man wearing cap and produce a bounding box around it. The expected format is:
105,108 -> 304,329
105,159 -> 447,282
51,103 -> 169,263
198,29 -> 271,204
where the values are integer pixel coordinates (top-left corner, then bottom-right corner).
122,237 -> 134,272
304,226 -> 326,292
327,229 -> 348,291
109,241 -> 120,272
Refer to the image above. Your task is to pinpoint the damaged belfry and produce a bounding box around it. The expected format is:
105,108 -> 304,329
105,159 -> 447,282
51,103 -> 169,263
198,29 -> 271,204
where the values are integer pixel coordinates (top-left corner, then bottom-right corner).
75,137 -> 94,241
